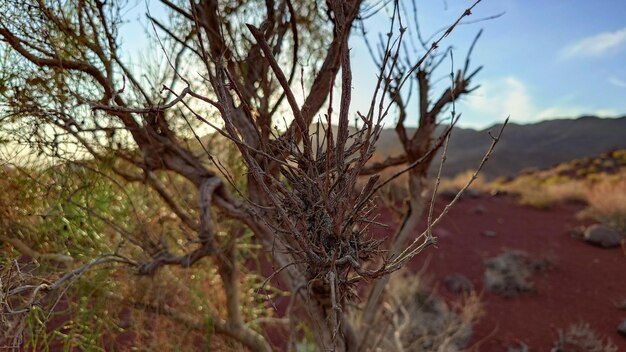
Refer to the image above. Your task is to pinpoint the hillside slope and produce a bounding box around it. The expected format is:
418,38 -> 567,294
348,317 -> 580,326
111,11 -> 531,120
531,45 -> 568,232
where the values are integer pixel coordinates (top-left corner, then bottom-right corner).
194,115 -> 626,179
390,115 -> 626,179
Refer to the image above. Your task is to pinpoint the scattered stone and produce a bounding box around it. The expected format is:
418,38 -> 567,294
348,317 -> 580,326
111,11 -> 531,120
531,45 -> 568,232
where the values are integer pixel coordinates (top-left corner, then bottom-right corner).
482,230 -> 497,238
531,257 -> 552,272
569,225 -> 586,239
438,188 -> 481,201
583,224 -> 623,248
443,273 -> 474,294
438,190 -> 460,201
469,204 -> 487,215
618,319 -> 626,337
464,189 -> 481,198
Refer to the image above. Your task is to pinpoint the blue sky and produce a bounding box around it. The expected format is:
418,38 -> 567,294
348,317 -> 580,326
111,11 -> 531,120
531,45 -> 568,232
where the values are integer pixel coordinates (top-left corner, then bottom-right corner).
349,0 -> 626,128
121,0 -> 626,129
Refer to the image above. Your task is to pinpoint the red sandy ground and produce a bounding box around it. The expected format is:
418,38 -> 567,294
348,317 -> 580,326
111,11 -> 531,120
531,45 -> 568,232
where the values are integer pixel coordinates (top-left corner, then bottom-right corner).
391,193 -> 626,350
263,193 -> 626,351
35,193 -> 626,351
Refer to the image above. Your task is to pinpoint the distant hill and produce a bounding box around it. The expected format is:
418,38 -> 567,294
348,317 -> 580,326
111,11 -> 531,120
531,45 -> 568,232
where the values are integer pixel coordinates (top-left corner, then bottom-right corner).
370,115 -> 626,179
515,149 -> 626,180
428,115 -> 626,179
194,115 -> 626,179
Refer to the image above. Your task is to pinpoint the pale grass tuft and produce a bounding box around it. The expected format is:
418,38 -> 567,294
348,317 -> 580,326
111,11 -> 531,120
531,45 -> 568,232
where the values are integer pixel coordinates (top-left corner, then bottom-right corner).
438,170 -> 488,194
551,322 -> 617,352
497,169 -> 626,224
583,174 -> 626,232
495,176 -> 587,209
362,271 -> 483,352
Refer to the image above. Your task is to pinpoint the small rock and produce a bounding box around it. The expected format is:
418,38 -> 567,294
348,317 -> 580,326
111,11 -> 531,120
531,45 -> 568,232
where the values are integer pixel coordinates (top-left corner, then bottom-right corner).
438,190 -> 460,201
583,224 -> 623,248
443,273 -> 474,294
618,319 -> 626,337
470,205 -> 487,215
464,189 -> 481,198
482,230 -> 497,237
569,225 -> 586,239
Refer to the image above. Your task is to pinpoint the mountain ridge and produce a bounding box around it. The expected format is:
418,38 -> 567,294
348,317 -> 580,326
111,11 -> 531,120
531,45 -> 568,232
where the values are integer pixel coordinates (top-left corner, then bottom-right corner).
195,115 -> 626,179
427,115 -> 626,178
319,115 -> 626,179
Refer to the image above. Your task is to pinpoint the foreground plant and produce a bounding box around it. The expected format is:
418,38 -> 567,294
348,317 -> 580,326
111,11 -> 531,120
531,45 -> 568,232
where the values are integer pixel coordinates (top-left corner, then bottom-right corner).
0,0 -> 502,350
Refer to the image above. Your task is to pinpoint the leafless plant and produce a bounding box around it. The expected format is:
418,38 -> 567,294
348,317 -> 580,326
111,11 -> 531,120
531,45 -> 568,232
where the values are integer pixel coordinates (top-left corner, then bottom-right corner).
551,322 -> 618,352
366,270 -> 483,352
0,0 -> 504,350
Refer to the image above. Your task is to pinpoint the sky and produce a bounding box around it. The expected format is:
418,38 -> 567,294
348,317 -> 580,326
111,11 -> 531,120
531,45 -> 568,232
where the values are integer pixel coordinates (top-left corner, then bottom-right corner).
120,0 -> 626,129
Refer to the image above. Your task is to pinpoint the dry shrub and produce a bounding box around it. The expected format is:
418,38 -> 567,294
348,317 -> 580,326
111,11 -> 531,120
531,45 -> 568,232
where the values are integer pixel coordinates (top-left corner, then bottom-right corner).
497,163 -> 626,221
366,272 -> 483,352
496,176 -> 587,209
1,259 -> 36,348
551,322 -> 617,352
438,170 -> 488,194
583,174 -> 626,233
484,250 -> 549,297
377,182 -> 410,223
543,181 -> 588,205
118,263 -> 272,351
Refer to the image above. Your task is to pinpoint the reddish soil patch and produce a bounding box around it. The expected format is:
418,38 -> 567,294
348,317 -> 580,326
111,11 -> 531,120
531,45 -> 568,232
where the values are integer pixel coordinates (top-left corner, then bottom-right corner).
396,193 -> 626,350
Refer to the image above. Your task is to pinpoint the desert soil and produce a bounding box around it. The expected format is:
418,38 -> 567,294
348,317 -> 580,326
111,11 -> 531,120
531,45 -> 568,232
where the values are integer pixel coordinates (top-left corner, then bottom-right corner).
263,193 -> 626,350
394,193 -> 626,351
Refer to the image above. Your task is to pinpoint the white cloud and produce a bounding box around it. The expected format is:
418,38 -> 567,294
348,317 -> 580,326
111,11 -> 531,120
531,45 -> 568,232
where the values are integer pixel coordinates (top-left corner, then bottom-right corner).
461,76 -> 619,127
608,77 -> 626,88
560,27 -> 626,59
464,77 -> 536,124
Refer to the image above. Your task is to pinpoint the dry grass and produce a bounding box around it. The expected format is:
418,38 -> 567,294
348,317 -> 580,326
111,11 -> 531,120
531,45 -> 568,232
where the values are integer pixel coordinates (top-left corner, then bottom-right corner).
582,174 -> 626,233
552,322 -> 617,352
438,170 -> 488,194
0,165 -> 272,351
362,271 -> 483,352
494,175 -> 587,209
492,165 -> 626,234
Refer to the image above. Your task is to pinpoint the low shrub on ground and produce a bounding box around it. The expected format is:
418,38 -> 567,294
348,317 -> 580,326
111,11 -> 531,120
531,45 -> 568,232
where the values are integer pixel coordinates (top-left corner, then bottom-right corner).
551,322 -> 617,352
484,250 -> 550,297
582,174 -> 626,234
360,271 -> 483,352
